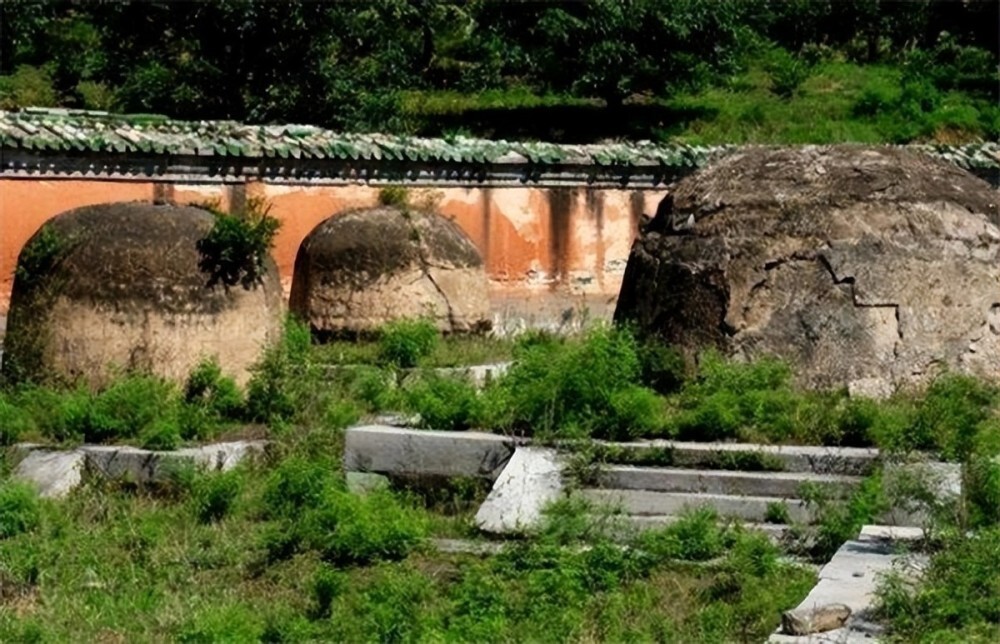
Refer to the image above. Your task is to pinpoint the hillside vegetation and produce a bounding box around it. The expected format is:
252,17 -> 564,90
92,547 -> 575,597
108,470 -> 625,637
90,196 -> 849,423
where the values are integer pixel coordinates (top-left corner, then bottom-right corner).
1,0 -> 997,143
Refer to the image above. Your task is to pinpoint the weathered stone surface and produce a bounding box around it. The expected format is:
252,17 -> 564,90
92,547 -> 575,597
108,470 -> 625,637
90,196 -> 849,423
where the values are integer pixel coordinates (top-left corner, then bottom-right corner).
782,604 -> 852,636
597,466 -> 860,498
81,440 -> 266,483
289,206 -> 491,335
346,471 -> 390,494
615,146 -> 1000,394
12,448 -> 86,498
578,489 -> 815,524
770,533 -> 928,643
10,441 -> 265,494
2,202 -> 283,387
475,447 -> 564,534
343,425 -> 516,480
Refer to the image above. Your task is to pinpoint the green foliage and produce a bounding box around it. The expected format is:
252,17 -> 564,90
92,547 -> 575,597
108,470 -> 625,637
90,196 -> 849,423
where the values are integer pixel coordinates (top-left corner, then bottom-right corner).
764,46 -> 810,98
803,471 -> 889,560
637,340 -> 686,396
0,480 -> 41,539
635,508 -> 727,562
404,373 -> 482,431
196,198 -> 280,290
377,185 -> 409,208
246,316 -> 314,424
878,527 -> 1000,641
188,468 -> 245,523
377,318 -> 440,369
0,64 -> 59,109
484,325 -> 665,440
184,357 -> 244,422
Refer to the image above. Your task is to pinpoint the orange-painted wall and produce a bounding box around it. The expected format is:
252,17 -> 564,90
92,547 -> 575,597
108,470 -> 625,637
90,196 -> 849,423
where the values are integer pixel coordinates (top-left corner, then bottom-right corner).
0,178 -> 666,325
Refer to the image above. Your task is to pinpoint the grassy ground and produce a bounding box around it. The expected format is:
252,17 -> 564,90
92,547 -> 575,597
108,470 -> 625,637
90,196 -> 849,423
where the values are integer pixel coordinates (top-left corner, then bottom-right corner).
1,318 -> 999,641
0,428 -> 816,642
403,59 -> 998,145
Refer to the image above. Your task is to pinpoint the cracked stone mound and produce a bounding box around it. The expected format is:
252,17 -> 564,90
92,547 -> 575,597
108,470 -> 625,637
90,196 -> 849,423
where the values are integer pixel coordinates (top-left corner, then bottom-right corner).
2,202 -> 283,387
614,145 -> 1000,395
289,206 -> 491,335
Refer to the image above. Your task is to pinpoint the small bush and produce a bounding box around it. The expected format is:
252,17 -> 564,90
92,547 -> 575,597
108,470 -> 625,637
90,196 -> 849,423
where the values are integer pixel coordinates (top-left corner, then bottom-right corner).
190,468 -> 244,523
878,527 -> 1000,639
310,567 -> 345,619
377,318 -> 439,369
804,471 -> 888,560
378,186 -> 410,208
300,488 -> 426,566
0,481 -> 42,539
261,456 -> 336,520
635,507 -> 726,562
246,316 -> 314,424
184,358 -> 244,421
637,340 -> 686,395
404,373 -> 482,431
484,325 -> 665,439
0,395 -> 35,445
196,197 -> 281,290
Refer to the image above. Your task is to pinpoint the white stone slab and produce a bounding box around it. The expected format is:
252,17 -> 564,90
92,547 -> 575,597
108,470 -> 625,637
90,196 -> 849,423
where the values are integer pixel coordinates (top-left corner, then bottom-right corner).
475,447 -> 564,534
12,449 -> 86,498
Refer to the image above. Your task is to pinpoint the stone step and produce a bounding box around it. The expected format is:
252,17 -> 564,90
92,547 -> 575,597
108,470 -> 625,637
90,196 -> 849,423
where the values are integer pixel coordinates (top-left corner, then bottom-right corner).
580,489 -> 925,528
592,440 -> 879,476
615,514 -> 795,543
597,466 -> 861,499
579,489 -> 816,524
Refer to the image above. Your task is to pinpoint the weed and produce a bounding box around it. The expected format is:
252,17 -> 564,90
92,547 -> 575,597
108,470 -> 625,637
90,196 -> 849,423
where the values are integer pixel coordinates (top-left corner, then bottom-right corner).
189,468 -> 244,523
485,325 -> 665,440
803,470 -> 888,560
877,527 -> 1000,641
184,357 -> 244,421
635,507 -> 726,562
764,501 -> 791,524
196,197 -> 281,290
310,566 -> 345,619
377,318 -> 439,369
378,185 -> 410,208
0,480 -> 41,539
404,373 -> 482,431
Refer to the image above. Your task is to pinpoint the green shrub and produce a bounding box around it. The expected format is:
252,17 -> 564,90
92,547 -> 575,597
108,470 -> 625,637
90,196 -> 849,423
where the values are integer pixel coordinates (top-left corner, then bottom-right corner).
878,527 -> 1000,640
340,365 -> 399,412
637,340 -> 686,395
377,318 -> 439,369
635,507 -> 727,562
138,417 -> 182,451
261,456 -> 336,520
0,481 -> 42,539
310,567 -> 345,619
765,47 -> 810,98
65,374 -> 181,444
184,357 -> 244,421
246,316 -> 314,424
0,394 -> 34,445
913,374 -> 996,460
196,198 -> 281,290
300,488 -> 426,566
803,471 -> 888,560
484,325 -> 664,439
190,468 -> 245,523
404,373 -> 482,431
377,185 -> 409,208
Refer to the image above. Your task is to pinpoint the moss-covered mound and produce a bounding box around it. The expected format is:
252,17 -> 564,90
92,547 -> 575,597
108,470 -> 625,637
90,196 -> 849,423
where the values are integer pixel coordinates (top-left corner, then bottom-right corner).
290,206 -> 491,337
3,202 -> 283,386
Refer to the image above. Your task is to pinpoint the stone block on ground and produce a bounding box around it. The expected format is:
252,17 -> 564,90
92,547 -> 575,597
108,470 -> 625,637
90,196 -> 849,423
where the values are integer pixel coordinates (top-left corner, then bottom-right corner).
475,447 -> 564,534
768,532 -> 928,643
82,440 -> 265,484
344,425 -> 516,480
12,448 -> 86,498
346,471 -> 391,494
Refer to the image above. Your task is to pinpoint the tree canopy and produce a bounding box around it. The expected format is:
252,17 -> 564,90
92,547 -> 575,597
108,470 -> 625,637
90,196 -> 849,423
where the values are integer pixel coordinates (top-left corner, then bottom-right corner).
1,0 -> 997,142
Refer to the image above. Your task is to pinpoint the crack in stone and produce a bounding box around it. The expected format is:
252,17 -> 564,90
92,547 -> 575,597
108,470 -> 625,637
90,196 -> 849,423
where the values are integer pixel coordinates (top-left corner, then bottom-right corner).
759,253 -> 904,342
405,215 -> 458,331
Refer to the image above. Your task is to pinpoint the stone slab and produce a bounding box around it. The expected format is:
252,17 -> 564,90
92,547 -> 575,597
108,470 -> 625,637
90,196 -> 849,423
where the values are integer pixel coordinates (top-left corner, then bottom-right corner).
346,471 -> 390,494
81,440 -> 266,483
475,446 -> 564,534
578,488 -> 815,524
344,424 -> 516,480
598,466 -> 860,498
591,440 -> 880,475
768,533 -> 928,643
10,440 -> 265,494
12,449 -> 86,498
